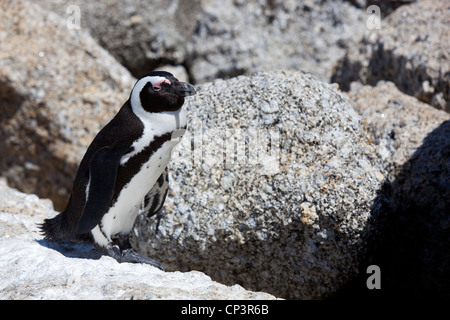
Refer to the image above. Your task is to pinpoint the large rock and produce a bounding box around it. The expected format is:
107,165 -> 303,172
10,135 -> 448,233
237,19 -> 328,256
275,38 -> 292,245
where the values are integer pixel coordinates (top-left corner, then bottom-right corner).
132,71 -> 388,299
332,0 -> 450,111
38,0 -> 202,78
347,81 -> 450,182
0,179 -> 277,300
41,0 -> 366,84
342,81 -> 450,299
0,0 -> 135,210
187,0 -> 366,83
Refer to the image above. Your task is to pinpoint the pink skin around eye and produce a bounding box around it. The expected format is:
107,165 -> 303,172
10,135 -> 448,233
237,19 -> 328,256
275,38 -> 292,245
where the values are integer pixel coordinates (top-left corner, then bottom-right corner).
153,79 -> 171,91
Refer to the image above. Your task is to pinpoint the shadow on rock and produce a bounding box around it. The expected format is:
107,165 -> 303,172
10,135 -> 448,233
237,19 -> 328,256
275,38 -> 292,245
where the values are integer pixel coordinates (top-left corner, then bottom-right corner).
0,80 -> 77,211
333,120 -> 450,299
36,239 -> 103,260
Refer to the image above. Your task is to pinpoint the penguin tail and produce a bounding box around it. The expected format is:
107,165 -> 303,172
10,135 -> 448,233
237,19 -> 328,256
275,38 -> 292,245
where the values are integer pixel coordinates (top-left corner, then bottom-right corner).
38,213 -> 71,241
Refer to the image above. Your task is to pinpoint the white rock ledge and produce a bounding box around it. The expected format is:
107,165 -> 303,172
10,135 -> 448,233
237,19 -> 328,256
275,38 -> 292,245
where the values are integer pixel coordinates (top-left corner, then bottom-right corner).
0,179 -> 277,300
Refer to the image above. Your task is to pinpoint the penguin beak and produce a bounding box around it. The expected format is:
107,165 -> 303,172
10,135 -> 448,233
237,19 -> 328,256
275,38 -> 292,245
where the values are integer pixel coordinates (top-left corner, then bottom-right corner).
171,82 -> 196,97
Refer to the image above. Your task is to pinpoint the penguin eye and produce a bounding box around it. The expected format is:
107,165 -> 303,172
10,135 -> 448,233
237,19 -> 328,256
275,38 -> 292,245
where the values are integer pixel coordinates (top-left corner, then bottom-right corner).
152,79 -> 171,92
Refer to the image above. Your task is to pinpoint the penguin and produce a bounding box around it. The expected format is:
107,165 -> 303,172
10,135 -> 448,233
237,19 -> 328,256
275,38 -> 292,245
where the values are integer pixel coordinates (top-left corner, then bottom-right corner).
40,71 -> 196,270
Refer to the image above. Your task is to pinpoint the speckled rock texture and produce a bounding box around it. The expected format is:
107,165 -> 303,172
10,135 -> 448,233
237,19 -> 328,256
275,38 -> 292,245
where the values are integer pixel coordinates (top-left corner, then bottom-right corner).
332,0 -> 450,111
132,71 -> 388,299
344,81 -> 450,299
38,0 -> 201,77
0,179 -> 277,300
347,81 -> 450,182
187,0 -> 366,83
0,0 -> 135,210
40,0 -> 365,83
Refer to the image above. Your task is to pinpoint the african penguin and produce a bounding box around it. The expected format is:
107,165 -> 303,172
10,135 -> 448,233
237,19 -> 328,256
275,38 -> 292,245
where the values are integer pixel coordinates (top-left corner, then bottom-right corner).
40,71 -> 196,270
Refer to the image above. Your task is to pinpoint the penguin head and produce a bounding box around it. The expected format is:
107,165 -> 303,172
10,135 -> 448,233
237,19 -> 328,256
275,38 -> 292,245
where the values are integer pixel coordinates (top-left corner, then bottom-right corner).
130,71 -> 196,113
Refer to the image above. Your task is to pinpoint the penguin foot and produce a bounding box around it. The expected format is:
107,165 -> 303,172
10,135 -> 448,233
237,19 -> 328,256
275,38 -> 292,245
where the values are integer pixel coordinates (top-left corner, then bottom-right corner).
121,249 -> 164,270
105,245 -> 164,271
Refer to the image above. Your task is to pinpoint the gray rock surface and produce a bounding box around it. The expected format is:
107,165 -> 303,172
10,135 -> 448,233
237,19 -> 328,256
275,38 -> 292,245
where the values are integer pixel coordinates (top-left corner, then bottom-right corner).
332,0 -> 450,111
132,71 -> 388,299
187,0 -> 366,83
38,0 -> 202,77
0,178 -> 277,300
347,81 -> 450,182
381,120 -> 450,299
0,0 -> 135,210
344,81 -> 450,298
40,0 -> 366,84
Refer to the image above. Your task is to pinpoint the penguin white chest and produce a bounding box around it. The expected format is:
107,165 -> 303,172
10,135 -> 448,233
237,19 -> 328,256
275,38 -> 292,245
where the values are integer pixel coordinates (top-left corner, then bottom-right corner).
90,109 -> 186,248
91,141 -> 178,247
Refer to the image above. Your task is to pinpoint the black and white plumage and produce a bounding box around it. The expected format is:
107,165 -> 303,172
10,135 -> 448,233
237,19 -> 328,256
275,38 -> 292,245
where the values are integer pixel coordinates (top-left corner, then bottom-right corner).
40,71 -> 196,270
142,166 -> 169,218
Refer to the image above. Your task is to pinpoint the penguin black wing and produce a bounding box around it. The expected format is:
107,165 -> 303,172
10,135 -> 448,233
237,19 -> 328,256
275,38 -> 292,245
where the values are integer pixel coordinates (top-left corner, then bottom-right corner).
142,167 -> 169,218
76,146 -> 125,235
